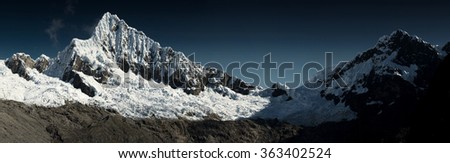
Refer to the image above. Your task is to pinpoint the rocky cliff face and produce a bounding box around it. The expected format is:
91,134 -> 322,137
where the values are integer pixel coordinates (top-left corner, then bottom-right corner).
5,53 -> 49,79
203,67 -> 256,95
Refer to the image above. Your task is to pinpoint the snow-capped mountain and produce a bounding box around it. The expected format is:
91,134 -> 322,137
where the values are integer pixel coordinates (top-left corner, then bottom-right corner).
253,30 -> 446,126
319,30 -> 443,118
44,12 -> 254,97
45,12 -> 203,95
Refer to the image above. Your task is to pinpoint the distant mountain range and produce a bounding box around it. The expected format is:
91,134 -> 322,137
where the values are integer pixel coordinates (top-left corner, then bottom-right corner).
1,12 -> 449,142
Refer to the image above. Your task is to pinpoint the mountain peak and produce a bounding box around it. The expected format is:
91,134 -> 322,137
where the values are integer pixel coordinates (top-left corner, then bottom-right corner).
92,12 -> 126,41
98,12 -> 119,24
387,29 -> 424,43
99,12 -> 121,25
47,12 -> 235,96
102,12 -> 113,19
376,29 -> 429,51
390,29 -> 409,37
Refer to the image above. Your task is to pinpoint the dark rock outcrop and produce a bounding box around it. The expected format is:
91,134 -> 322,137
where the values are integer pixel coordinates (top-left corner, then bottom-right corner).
5,53 -> 35,79
271,83 -> 288,97
34,55 -> 50,73
5,53 -> 50,79
63,71 -> 97,97
203,67 -> 256,95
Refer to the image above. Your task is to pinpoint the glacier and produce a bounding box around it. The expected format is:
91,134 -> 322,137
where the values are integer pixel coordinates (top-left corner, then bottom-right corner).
0,59 -> 271,120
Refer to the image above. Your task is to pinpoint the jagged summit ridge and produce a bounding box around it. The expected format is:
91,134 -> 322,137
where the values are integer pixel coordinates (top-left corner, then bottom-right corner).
93,12 -> 149,45
377,29 -> 427,46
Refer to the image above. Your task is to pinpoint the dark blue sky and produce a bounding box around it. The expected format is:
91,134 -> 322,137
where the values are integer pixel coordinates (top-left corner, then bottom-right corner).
1,0 -> 449,86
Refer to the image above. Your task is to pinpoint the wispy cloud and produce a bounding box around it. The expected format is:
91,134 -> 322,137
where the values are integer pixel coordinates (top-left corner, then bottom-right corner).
64,0 -> 78,15
45,19 -> 64,45
82,24 -> 96,36
81,17 -> 102,36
